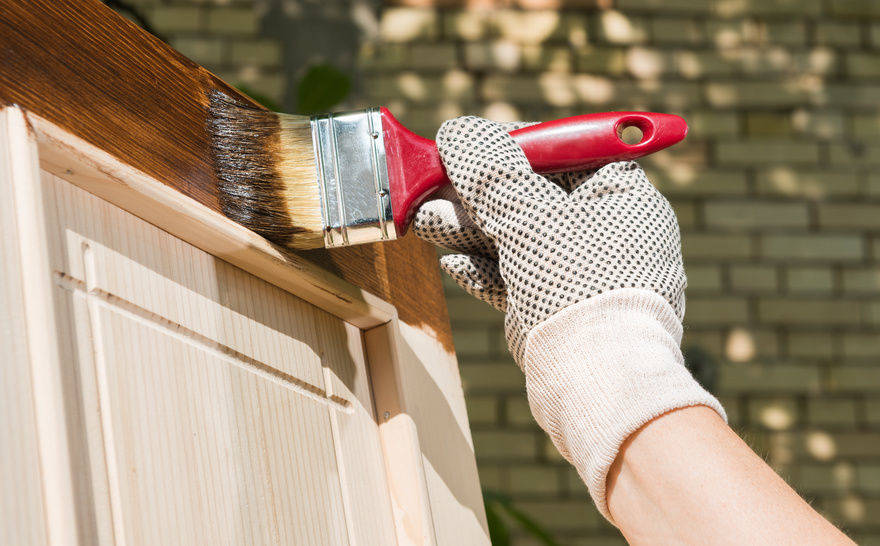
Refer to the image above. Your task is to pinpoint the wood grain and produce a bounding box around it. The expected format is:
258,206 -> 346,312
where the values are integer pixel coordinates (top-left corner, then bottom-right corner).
0,0 -> 453,349
44,167 -> 399,544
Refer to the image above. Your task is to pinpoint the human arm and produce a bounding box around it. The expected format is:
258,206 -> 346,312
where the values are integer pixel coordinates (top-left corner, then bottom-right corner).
411,116 -> 851,543
608,406 -> 852,545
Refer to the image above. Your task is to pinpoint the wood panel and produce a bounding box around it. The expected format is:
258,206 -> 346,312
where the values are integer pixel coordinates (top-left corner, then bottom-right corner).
0,106 -> 50,546
0,0 -> 452,348
42,167 -> 398,545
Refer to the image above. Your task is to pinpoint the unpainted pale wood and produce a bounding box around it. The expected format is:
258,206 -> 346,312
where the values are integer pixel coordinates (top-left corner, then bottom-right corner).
4,107 -> 489,544
41,166 -> 399,545
0,104 -> 50,546
1,106 -> 81,545
364,322 -> 439,546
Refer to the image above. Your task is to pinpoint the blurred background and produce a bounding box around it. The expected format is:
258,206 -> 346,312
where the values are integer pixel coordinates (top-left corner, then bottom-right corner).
111,0 -> 880,543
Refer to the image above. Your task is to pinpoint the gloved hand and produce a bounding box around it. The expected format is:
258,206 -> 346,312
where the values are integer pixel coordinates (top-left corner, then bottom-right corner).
412,116 -> 725,523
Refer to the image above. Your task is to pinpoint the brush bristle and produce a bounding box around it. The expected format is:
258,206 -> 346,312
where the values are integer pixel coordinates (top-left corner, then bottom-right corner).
208,90 -> 324,249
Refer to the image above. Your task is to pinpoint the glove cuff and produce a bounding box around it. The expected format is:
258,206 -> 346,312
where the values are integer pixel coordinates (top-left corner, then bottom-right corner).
521,288 -> 726,525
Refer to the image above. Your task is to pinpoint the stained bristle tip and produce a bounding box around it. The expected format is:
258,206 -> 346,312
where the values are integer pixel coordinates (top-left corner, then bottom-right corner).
207,90 -> 324,249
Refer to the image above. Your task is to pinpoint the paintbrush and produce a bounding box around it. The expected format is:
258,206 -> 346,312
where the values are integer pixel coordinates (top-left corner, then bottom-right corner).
208,91 -> 688,250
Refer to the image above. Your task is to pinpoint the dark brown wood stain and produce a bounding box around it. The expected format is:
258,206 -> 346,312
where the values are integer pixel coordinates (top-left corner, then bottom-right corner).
0,0 -> 453,350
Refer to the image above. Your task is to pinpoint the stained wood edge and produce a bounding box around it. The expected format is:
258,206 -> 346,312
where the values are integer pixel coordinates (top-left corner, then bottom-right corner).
25,109 -> 398,329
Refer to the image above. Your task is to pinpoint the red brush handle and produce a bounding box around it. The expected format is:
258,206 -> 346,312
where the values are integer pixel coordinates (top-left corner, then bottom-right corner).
380,109 -> 688,236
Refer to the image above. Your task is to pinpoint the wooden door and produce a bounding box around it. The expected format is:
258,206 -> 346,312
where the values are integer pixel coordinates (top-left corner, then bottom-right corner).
0,1 -> 489,545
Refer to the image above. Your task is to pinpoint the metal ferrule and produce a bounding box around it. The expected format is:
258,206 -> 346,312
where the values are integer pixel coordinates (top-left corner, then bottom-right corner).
310,108 -> 396,248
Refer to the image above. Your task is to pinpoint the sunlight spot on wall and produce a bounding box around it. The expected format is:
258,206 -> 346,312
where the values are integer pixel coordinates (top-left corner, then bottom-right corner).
380,9 -> 434,42
716,0 -> 748,18
539,72 -> 575,106
840,494 -> 866,523
706,84 -> 735,107
676,51 -> 702,78
809,48 -> 835,73
766,167 -> 799,195
398,72 -> 426,100
726,328 -> 755,362
569,25 -> 588,49
760,404 -> 794,430
627,47 -> 664,79
573,75 -> 614,104
483,101 -> 520,122
491,41 -> 522,71
497,11 -> 559,44
350,1 -> 379,39
806,431 -> 836,461
832,462 -> 855,488
600,11 -> 637,44
437,100 -> 464,121
443,69 -> 472,96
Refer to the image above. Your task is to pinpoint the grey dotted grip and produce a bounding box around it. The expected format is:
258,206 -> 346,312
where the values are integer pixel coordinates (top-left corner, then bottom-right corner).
414,116 -> 687,364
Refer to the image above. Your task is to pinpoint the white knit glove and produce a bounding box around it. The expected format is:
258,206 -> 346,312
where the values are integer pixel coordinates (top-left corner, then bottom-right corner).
412,116 -> 725,523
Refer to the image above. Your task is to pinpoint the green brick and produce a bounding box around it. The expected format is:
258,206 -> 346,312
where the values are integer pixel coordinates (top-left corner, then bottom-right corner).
807,399 -> 858,426
229,40 -> 282,65
460,363 -> 524,391
716,141 -> 820,165
473,430 -> 536,459
650,17 -> 704,44
171,37 -> 224,65
687,111 -> 739,137
842,333 -> 880,358
704,201 -> 809,229
830,0 -> 880,18
687,297 -> 750,324
787,267 -> 833,294
730,264 -> 778,292
466,396 -> 500,426
706,82 -> 817,108
761,235 -> 863,262
205,7 -> 257,34
758,299 -> 863,325
797,463 -> 855,493
508,465 -> 561,495
687,264 -> 723,291
867,398 -> 880,425
149,6 -> 202,32
788,332 -> 834,359
573,47 -> 627,75
505,397 -> 534,427
842,268 -> 880,293
819,204 -> 880,229
856,464 -> 880,493
756,169 -> 860,198
829,143 -> 880,166
684,233 -> 753,259
650,170 -> 748,196
854,115 -> 880,138
816,22 -> 863,46
719,363 -> 821,394
830,366 -> 880,392
847,53 -> 880,78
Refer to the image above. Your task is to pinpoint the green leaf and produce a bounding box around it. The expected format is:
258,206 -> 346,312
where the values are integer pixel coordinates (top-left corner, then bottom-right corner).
296,63 -> 351,115
484,498 -> 511,546
498,503 -> 560,546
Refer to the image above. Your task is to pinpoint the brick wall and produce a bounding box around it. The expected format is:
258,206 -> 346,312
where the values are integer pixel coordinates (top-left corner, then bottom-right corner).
126,0 -> 880,543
